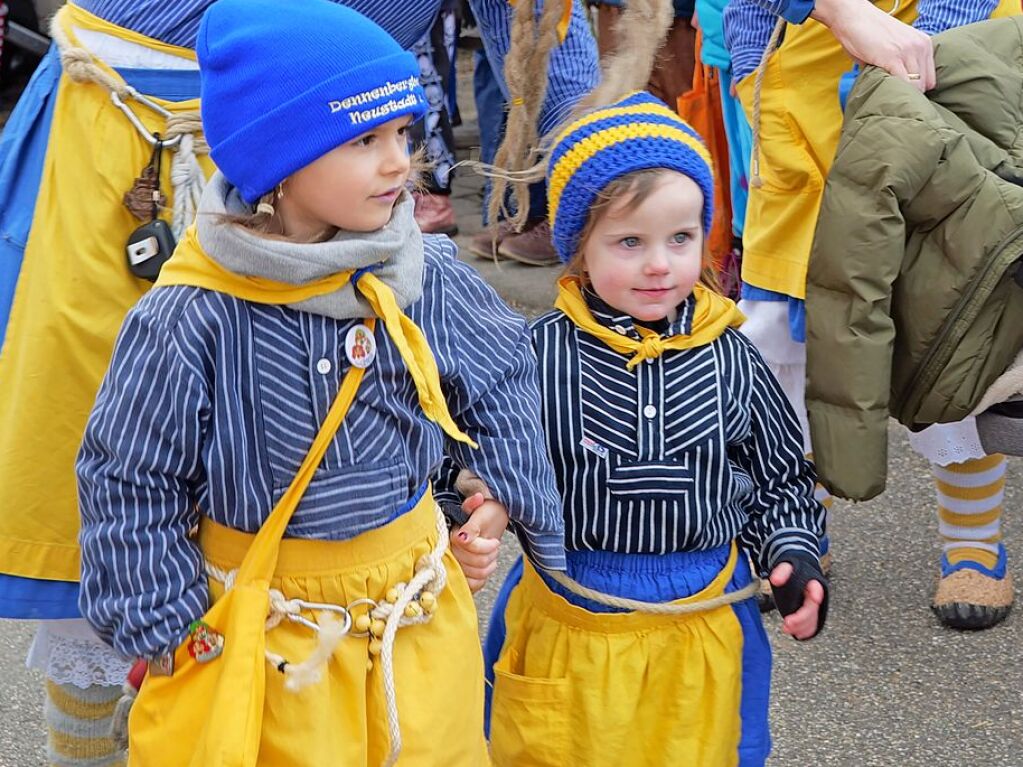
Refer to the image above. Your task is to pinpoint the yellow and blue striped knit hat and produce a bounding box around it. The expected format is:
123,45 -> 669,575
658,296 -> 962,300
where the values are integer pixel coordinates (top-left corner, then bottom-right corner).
546,91 -> 714,264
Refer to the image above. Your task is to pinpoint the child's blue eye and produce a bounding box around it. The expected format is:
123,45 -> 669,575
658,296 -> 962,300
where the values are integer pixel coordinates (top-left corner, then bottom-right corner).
620,236 -> 640,248
672,232 -> 691,245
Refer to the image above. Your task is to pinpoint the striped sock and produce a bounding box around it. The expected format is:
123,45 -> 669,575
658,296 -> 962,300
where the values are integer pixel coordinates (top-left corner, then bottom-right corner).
934,453 -> 1007,571
45,680 -> 125,767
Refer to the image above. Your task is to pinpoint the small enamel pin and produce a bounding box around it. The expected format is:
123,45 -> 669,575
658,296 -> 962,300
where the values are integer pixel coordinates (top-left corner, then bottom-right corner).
186,620 -> 224,663
345,323 -> 376,369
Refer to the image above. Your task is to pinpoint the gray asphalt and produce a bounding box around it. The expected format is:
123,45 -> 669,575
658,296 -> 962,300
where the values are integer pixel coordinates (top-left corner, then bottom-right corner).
1,52 -> 1021,767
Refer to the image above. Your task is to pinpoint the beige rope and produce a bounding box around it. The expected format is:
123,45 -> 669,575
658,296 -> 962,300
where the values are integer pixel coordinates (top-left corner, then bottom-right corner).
50,12 -> 208,238
749,17 -> 786,189
50,14 -> 132,99
373,507 -> 449,767
543,567 -> 761,614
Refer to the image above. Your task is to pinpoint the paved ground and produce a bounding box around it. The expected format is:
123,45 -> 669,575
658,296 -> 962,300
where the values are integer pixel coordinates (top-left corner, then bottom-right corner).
1,49 -> 1022,767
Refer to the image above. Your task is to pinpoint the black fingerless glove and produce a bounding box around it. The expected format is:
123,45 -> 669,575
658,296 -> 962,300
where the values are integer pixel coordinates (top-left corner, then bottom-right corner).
771,552 -> 829,640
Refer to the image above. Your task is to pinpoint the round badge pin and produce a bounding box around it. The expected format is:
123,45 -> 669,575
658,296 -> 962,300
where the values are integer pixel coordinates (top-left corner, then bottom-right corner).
345,324 -> 376,369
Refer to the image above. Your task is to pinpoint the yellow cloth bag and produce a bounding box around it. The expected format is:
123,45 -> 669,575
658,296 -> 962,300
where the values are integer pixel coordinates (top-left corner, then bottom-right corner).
128,350 -> 370,767
489,545 -> 746,767
128,350 -> 489,766
0,4 -> 213,582
736,0 -> 1018,298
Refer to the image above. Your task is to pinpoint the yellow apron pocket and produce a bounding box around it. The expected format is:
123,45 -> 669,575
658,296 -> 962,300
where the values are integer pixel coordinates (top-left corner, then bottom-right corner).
489,647 -> 569,767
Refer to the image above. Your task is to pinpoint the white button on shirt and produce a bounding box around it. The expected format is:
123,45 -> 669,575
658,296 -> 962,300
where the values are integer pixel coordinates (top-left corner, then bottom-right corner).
643,404 -> 657,419
316,358 -> 332,375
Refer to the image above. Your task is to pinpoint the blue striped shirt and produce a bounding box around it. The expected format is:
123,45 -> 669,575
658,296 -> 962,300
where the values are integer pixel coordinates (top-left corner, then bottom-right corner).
529,291 -> 824,569
77,236 -> 565,659
469,0 -> 600,137
73,0 -> 442,49
724,0 -> 1002,84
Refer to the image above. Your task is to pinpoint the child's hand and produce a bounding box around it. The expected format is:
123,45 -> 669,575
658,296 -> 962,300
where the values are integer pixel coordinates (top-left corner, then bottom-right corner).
450,491 -> 509,593
769,559 -> 829,640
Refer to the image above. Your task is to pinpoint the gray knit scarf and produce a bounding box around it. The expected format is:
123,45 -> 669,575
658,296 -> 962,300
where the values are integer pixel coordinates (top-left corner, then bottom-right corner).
195,172 -> 424,319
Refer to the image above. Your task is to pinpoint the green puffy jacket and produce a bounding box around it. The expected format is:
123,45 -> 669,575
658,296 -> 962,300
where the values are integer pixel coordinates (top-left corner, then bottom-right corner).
806,17 -> 1023,501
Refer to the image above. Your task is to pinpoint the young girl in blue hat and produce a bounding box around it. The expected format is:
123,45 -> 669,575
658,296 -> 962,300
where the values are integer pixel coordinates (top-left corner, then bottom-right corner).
75,0 -> 564,764
477,91 -> 829,767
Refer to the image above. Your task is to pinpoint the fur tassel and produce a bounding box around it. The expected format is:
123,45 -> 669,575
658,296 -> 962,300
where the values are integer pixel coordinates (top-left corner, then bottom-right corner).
283,613 -> 346,692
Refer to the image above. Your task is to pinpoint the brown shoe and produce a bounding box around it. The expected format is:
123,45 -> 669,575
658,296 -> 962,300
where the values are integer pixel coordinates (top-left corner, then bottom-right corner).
413,192 -> 459,236
468,222 -> 517,261
498,219 -> 560,266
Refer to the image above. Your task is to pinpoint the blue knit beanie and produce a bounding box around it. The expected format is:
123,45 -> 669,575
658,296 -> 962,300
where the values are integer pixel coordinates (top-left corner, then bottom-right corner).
546,91 -> 715,264
197,0 -> 428,203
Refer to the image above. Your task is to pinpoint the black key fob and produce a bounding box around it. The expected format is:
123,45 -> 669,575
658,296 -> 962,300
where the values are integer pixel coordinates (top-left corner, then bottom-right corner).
126,219 -> 176,282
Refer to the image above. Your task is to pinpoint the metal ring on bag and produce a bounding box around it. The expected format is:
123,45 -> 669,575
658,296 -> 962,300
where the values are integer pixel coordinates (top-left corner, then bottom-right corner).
286,601 -> 353,635
346,598 -> 379,638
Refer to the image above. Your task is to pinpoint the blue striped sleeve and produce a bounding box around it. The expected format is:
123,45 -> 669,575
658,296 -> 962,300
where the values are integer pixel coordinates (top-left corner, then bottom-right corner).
749,0 -> 814,22
433,243 -> 566,570
723,0 -> 777,84
469,0 -> 599,137
730,334 -> 825,573
77,291 -> 210,659
74,0 -> 441,49
914,0 -> 999,35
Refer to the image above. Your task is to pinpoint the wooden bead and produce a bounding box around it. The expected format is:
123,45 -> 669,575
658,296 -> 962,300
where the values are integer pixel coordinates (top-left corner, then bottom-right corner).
354,614 -> 372,633
419,591 -> 437,610
386,588 -> 399,604
404,602 -> 423,618
366,658 -> 374,673
368,639 -> 383,656
370,619 -> 386,638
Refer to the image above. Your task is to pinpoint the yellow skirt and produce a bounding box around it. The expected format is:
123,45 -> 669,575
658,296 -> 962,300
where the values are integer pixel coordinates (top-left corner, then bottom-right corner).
0,4 -> 213,582
735,0 -> 917,298
129,499 -> 490,766
736,0 -> 1019,299
488,545 -> 768,767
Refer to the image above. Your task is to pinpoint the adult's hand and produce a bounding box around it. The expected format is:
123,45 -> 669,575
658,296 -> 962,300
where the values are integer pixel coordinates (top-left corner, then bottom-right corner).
812,0 -> 935,91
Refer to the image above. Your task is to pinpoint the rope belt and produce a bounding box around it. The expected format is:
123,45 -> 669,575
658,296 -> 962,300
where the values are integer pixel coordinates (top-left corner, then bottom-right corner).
49,14 -> 207,239
204,505 -> 450,767
543,567 -> 761,614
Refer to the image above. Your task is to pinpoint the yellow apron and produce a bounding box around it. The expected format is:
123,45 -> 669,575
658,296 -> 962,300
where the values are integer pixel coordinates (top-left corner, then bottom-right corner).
128,355 -> 489,767
0,4 -> 213,581
735,0 -> 1018,299
490,545 -> 746,767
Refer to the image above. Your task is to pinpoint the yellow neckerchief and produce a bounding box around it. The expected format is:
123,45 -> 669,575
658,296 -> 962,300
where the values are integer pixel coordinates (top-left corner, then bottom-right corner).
157,225 -> 477,447
555,276 -> 745,370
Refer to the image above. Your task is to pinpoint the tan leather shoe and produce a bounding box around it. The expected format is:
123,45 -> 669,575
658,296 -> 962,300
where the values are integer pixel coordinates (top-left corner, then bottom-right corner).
467,222 -> 518,261
413,191 -> 458,236
498,219 -> 560,266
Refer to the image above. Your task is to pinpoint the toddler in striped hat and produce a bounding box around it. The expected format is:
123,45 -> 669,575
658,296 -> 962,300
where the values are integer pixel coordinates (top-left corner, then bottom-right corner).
480,91 -> 829,767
